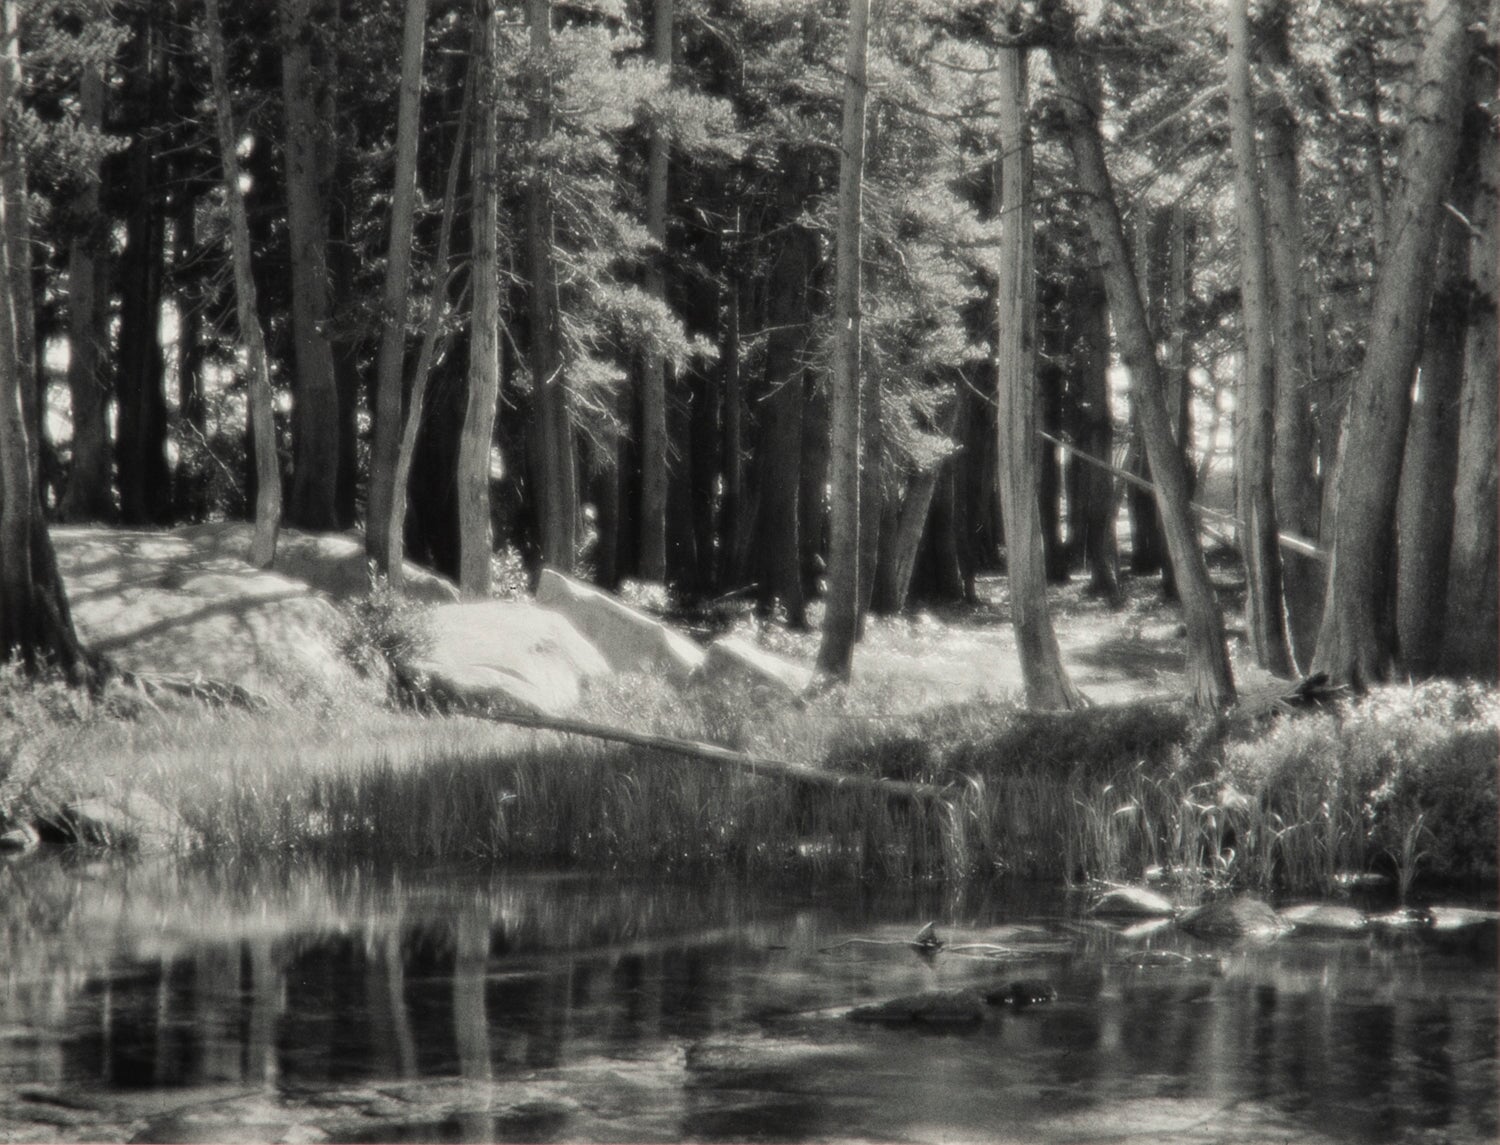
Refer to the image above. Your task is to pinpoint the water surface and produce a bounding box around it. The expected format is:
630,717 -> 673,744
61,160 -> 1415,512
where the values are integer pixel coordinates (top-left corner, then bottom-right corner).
0,857 -> 1494,1143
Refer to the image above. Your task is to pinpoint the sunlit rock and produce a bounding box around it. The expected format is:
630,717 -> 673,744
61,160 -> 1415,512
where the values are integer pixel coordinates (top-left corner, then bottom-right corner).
1091,884 -> 1176,918
536,569 -> 705,683
1279,903 -> 1368,933
44,792 -> 196,853
404,600 -> 610,715
691,635 -> 812,702
1176,895 -> 1289,940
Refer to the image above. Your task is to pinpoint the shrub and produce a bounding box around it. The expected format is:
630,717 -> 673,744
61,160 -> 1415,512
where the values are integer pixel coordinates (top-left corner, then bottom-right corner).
337,568 -> 435,685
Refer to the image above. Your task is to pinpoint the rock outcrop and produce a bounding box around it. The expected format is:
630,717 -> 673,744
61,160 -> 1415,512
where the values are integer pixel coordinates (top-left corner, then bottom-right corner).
535,570 -> 705,683
404,600 -> 611,716
690,635 -> 812,703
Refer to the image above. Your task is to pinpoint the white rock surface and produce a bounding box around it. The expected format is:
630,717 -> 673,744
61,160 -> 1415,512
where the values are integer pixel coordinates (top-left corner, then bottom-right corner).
535,569 -> 705,683
405,600 -> 611,715
691,636 -> 812,702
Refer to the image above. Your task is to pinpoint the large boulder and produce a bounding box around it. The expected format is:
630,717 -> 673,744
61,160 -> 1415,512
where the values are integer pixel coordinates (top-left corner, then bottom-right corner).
535,569 -> 705,684
403,600 -> 610,715
690,635 -> 812,703
53,527 -> 372,702
1177,895 -> 1289,940
178,522 -> 459,604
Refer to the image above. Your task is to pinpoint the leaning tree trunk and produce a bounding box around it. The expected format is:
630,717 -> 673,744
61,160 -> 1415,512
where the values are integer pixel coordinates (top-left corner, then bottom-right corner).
367,0 -> 429,583
1045,0 -> 1234,708
206,0 -> 280,569
1440,11 -> 1498,680
1312,0 -> 1474,688
457,0 -> 501,598
1260,0 -> 1324,671
994,15 -> 1082,710
638,0 -> 672,584
1227,0 -> 1293,677
815,0 -> 869,682
279,0 -> 341,530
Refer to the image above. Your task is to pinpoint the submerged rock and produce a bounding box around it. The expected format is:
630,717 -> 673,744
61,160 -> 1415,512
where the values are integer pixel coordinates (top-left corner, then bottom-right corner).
1176,895 -> 1288,940
984,980 -> 1057,1007
847,990 -> 986,1026
1279,903 -> 1368,934
1092,885 -> 1176,918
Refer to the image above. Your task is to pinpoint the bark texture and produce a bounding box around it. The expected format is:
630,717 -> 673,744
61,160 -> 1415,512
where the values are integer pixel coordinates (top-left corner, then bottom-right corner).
639,0 -> 672,583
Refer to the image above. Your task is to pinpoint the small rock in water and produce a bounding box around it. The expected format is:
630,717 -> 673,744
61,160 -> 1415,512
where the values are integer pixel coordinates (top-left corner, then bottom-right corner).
1279,903 -> 1368,934
984,980 -> 1057,1007
1176,895 -> 1287,940
847,990 -> 985,1026
1428,906 -> 1500,931
1368,907 -> 1434,929
1334,871 -> 1391,889
1092,885 -> 1176,918
910,921 -> 944,953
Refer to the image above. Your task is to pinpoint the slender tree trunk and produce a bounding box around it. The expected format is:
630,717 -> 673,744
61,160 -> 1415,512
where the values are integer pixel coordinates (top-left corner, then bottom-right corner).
719,251 -> 743,588
1071,267 -> 1121,604
995,22 -> 1082,710
1045,0 -> 1234,707
527,0 -> 577,572
1440,10 -> 1498,680
279,0 -> 340,530
60,59 -> 112,522
815,0 -> 869,680
639,0 -> 672,583
1227,0 -> 1293,676
206,0 -> 280,568
1312,0 -> 1474,688
458,0 -> 501,598
1260,0 -> 1323,671
368,0 -> 428,581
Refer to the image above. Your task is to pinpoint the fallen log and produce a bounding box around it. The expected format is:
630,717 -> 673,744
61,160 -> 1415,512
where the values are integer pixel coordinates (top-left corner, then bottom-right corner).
465,706 -> 954,805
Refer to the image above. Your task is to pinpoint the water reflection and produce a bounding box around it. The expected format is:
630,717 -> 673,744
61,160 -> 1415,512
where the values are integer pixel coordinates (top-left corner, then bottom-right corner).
0,856 -> 1494,1143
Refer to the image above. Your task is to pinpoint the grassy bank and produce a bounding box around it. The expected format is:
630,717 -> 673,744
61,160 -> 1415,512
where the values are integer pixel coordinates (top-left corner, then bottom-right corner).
2,664 -> 1494,893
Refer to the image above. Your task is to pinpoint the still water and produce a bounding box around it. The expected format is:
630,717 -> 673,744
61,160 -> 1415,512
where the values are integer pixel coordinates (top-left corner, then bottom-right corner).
0,856 -> 1495,1144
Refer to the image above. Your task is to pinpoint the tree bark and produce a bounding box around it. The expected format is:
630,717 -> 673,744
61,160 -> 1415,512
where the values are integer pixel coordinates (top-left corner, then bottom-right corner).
1260,0 -> 1323,672
0,0 -> 89,677
527,0 -> 577,573
368,0 -> 429,581
1440,10 -> 1498,680
59,58 -> 113,523
1045,0 -> 1234,708
279,0 -> 340,530
206,0 -> 280,569
1227,0 -> 1293,676
458,0 -> 501,598
995,19 -> 1082,710
1070,267 -> 1121,604
815,0 -> 869,681
1312,0 -> 1474,688
639,0 -> 672,584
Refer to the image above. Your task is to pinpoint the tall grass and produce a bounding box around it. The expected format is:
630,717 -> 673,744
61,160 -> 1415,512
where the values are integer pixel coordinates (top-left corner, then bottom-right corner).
4,661 -> 1495,893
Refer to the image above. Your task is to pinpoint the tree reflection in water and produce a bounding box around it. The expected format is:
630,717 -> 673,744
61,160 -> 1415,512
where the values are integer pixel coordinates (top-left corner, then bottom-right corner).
0,857 -> 1494,1143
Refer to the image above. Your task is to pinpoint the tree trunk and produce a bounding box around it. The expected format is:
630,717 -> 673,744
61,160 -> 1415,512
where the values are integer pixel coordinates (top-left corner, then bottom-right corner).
815,0 -> 869,681
1045,0 -> 1234,708
114,8 -> 169,527
527,0 -> 577,573
639,0 -> 672,583
1440,12 -> 1498,680
995,22 -> 1082,710
458,0 -> 501,598
719,251 -> 744,589
1312,0 -> 1474,688
280,0 -> 340,530
367,0 -> 429,581
206,0 -> 280,569
1070,267 -> 1121,604
1260,0 -> 1323,671
60,58 -> 112,522
1227,0 -> 1293,676
0,0 -> 90,678
1394,209 -> 1469,674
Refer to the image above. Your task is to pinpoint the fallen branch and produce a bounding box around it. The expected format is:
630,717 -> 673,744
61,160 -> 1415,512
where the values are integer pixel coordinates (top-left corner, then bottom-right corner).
464,706 -> 953,804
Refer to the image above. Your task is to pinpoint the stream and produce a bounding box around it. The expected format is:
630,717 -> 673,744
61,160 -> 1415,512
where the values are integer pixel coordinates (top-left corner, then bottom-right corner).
0,856 -> 1494,1143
